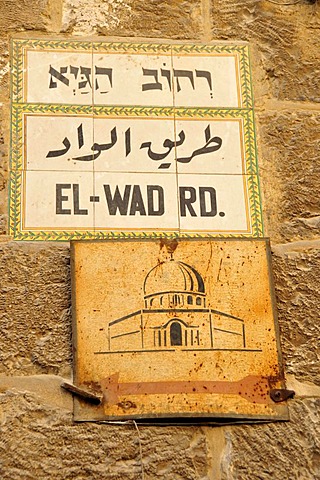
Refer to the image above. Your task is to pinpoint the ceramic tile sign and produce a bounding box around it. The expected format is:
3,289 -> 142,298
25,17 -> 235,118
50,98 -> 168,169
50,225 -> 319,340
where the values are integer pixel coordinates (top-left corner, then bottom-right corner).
71,239 -> 288,422
9,38 -> 263,241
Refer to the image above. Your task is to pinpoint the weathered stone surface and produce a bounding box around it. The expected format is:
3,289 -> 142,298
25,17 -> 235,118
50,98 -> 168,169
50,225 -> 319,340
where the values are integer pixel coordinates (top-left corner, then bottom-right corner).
0,0 -> 49,33
210,0 -> 320,103
0,384 -> 220,479
0,374 -> 73,410
0,243 -> 72,376
0,214 -> 7,235
221,398 -> 320,480
286,374 -> 320,398
62,0 -> 202,39
0,38 -> 9,95
271,243 -> 320,386
257,110 -> 320,243
61,0 -> 129,34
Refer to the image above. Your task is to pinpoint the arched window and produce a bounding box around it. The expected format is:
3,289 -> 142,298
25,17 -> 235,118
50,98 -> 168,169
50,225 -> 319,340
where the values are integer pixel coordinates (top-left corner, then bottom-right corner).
170,322 -> 182,346
187,295 -> 193,305
196,297 -> 202,306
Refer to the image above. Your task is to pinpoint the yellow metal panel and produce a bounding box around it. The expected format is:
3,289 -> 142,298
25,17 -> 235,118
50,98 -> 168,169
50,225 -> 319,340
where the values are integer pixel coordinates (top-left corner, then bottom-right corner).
71,238 -> 288,422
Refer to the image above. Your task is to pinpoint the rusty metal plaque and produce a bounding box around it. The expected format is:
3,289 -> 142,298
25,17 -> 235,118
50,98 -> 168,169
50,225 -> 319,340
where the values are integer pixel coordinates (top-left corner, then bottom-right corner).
71,239 -> 289,422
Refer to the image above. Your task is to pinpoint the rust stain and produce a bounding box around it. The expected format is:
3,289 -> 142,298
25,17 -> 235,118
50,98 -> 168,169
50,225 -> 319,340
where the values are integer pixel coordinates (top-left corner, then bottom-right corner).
100,373 -> 271,406
267,372 -> 286,390
117,400 -> 137,410
217,258 -> 223,282
83,381 -> 103,395
159,238 -> 179,255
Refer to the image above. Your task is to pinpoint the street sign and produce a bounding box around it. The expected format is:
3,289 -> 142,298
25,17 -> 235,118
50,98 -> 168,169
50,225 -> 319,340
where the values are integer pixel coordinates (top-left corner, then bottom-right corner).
71,239 -> 288,422
9,39 -> 262,240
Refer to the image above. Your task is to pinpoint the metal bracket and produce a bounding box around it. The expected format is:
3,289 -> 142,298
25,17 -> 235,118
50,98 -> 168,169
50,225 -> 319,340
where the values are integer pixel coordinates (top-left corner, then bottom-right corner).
270,388 -> 295,403
61,382 -> 102,404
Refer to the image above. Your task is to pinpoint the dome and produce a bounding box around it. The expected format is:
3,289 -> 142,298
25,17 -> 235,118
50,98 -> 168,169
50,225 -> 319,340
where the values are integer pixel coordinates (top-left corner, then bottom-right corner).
143,259 -> 205,297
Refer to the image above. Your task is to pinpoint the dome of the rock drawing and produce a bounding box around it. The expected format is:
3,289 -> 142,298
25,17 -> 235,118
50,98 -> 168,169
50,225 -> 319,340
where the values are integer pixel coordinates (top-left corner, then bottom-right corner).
143,259 -> 205,296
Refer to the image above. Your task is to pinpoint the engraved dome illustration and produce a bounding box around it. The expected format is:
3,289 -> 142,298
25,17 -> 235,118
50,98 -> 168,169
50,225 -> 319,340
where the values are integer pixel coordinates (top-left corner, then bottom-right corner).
142,257 -> 206,310
108,252 -> 246,353
143,258 -> 205,297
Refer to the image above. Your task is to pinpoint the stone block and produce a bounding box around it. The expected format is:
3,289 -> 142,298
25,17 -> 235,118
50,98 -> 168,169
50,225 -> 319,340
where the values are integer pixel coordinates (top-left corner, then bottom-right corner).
0,0 -> 49,34
0,242 -> 72,376
272,243 -> 320,386
256,110 -> 320,243
0,38 -> 9,96
210,0 -> 320,103
0,384 -> 218,479
221,398 -> 320,480
62,0 -> 202,39
0,374 -> 73,411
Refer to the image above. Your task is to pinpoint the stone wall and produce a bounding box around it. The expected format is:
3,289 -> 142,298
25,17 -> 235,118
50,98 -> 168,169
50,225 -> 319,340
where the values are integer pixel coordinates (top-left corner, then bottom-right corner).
0,1 -> 319,478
